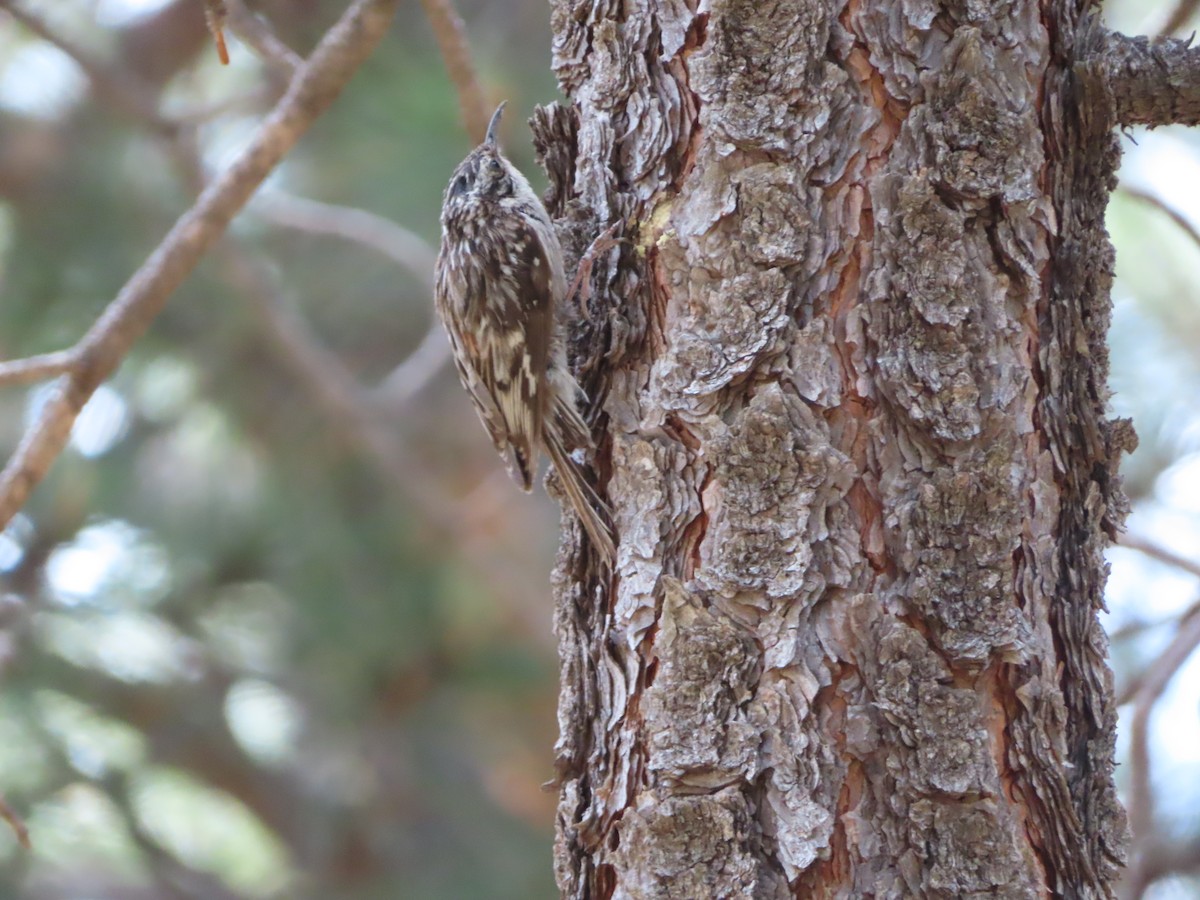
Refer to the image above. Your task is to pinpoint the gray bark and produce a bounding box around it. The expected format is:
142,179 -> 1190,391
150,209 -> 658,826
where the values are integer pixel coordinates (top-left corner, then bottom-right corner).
1099,31 -> 1200,128
536,1 -> 1141,897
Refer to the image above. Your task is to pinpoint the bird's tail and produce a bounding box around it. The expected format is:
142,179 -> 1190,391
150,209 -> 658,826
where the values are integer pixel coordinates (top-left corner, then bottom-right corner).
544,414 -> 616,565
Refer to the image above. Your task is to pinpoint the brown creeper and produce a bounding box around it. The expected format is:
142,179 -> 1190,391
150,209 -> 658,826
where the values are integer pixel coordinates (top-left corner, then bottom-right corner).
434,103 -> 616,562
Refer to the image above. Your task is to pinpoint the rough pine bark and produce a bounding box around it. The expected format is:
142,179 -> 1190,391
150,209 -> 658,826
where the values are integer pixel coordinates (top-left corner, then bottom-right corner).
535,1 -> 1133,897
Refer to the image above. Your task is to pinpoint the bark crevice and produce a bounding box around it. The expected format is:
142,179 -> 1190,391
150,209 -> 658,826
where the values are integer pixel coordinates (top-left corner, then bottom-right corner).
545,1 -> 1130,897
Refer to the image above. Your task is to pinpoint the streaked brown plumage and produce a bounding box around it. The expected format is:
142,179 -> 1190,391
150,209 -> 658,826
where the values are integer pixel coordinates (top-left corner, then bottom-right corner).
434,103 -> 615,562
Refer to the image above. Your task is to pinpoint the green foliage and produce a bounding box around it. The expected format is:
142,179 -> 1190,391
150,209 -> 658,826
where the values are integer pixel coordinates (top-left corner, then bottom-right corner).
0,1 -> 560,896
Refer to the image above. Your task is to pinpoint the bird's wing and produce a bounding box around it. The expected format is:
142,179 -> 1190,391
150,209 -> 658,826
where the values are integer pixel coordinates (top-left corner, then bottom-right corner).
435,218 -> 554,491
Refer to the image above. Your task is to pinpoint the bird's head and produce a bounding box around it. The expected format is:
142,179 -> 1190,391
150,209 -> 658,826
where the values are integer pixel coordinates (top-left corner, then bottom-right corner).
443,102 -> 521,210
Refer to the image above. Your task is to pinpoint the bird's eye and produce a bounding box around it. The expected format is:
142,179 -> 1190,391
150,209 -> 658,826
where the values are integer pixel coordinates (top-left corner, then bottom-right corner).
486,157 -> 502,174
450,173 -> 471,197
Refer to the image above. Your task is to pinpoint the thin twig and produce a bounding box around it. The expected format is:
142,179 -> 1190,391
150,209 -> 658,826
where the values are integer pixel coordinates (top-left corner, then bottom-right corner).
220,245 -> 458,531
373,323 -> 449,408
19,0 -> 447,522
251,191 -> 449,401
1118,532 -> 1200,581
1109,611 -> 1189,643
0,0 -> 401,534
0,795 -> 29,849
203,0 -> 231,65
224,0 -> 304,76
172,83 -> 280,125
0,350 -> 79,387
221,246 -> 551,624
253,191 -> 437,291
1113,535 -> 1200,701
418,0 -> 490,142
1156,0 -> 1200,38
1122,185 -> 1200,255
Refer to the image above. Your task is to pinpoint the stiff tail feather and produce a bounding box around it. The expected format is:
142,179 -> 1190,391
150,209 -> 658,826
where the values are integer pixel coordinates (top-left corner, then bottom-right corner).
544,431 -> 616,564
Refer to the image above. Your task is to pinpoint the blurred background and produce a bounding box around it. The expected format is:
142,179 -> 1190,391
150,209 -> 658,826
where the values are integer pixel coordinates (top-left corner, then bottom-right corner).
0,0 -> 1195,897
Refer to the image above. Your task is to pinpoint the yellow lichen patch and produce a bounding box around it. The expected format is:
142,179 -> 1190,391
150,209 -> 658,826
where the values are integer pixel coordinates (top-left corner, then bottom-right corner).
636,196 -> 676,256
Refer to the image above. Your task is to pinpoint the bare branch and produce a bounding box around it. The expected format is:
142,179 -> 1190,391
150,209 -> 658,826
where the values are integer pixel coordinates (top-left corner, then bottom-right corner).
1097,31 -> 1200,128
224,0 -> 304,76
219,245 -> 458,530
1122,185 -> 1200,255
0,350 -> 79,387
252,191 -> 437,291
220,246 -> 552,627
1118,531 -> 1200,581
251,191 -> 449,402
1122,606 -> 1200,898
173,84 -> 280,126
418,0 -> 490,142
373,323 -> 449,408
2,0 -> 275,128
14,0 -> 446,505
1156,0 -> 1200,39
0,1 -> 170,129
0,0 -> 401,533
1109,611 -> 1190,642
1137,832 -> 1200,889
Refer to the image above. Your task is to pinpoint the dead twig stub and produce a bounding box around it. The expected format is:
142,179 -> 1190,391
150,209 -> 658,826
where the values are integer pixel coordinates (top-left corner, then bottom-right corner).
204,0 -> 231,65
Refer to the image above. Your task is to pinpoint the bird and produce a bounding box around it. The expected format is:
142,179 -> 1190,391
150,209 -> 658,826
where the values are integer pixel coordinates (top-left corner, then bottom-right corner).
434,102 -> 616,563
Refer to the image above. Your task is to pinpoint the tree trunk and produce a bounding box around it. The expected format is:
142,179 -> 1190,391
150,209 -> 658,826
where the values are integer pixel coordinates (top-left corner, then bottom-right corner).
536,1 -> 1132,897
